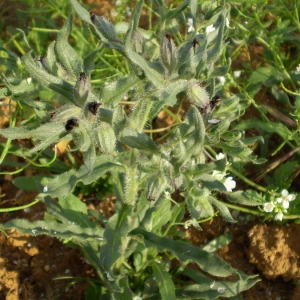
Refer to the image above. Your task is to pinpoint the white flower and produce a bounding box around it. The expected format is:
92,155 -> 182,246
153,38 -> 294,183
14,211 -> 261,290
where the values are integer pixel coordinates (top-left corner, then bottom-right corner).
225,18 -> 230,27
206,24 -> 215,34
217,76 -> 226,86
263,201 -> 275,213
208,118 -> 220,124
26,77 -> 32,84
212,170 -> 225,181
295,65 -> 300,74
216,152 -> 225,160
274,211 -> 284,221
276,189 -> 296,209
43,186 -> 48,193
187,18 -> 195,33
224,176 -> 236,192
233,70 -> 241,78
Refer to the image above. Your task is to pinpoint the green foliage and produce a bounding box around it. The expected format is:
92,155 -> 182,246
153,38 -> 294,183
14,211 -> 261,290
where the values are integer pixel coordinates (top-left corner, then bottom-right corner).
2,0 -> 300,298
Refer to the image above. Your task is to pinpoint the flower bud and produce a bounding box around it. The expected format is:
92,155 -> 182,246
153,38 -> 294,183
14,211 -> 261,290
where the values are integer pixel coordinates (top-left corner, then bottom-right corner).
146,175 -> 167,201
74,72 -> 91,106
91,13 -> 117,41
97,122 -> 116,154
65,117 -> 79,131
131,30 -> 144,55
87,101 -> 101,115
37,56 -> 50,71
187,79 -> 210,108
160,34 -> 177,74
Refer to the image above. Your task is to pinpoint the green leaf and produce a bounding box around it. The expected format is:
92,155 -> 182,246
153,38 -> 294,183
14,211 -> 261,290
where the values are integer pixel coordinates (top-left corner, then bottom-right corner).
45,41 -> 58,74
185,188 -> 214,220
22,51 -> 75,102
128,0 -> 144,34
83,47 -> 102,76
177,268 -> 260,299
131,229 -> 239,277
209,197 -> 236,223
44,195 -> 99,230
273,161 -> 298,188
206,13 -> 226,66
166,0 -> 189,20
152,263 -> 176,300
119,127 -> 159,152
124,45 -> 165,88
13,175 -> 51,191
186,159 -> 227,179
2,76 -> 40,96
1,218 -> 102,247
44,155 -> 124,197
226,190 -> 262,206
56,15 -> 83,77
183,106 -> 206,157
202,233 -> 232,253
102,75 -> 139,107
70,0 -> 93,25
235,117 -> 292,140
0,122 -> 66,154
100,204 -> 136,274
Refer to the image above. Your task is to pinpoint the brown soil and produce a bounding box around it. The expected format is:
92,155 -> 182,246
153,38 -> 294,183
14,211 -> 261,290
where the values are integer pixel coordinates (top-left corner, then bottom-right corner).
1,174 -> 300,299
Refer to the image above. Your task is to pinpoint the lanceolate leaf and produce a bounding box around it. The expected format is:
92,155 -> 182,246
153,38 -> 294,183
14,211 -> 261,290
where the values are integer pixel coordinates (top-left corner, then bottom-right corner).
56,14 -> 83,77
1,218 -> 102,247
131,229 -> 238,277
209,197 -> 236,223
119,127 -> 159,152
0,122 -> 69,154
101,75 -> 139,107
152,263 -> 176,300
44,155 -> 124,197
70,0 -> 93,25
100,204 -> 137,274
22,51 -> 74,101
177,268 -> 259,299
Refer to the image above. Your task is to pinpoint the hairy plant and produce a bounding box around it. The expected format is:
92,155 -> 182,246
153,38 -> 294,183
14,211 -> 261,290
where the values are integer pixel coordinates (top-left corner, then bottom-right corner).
0,0 -> 264,298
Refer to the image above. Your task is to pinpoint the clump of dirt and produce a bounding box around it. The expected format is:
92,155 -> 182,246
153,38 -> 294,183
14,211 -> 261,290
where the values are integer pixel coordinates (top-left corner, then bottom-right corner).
248,223 -> 300,281
186,216 -> 300,299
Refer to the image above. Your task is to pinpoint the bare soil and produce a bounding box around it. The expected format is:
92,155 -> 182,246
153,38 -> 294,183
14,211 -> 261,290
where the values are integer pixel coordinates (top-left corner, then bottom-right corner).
1,175 -> 300,299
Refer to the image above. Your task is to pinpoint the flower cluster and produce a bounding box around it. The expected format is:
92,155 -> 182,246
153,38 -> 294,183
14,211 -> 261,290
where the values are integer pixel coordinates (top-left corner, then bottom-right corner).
212,153 -> 236,192
263,189 -> 296,221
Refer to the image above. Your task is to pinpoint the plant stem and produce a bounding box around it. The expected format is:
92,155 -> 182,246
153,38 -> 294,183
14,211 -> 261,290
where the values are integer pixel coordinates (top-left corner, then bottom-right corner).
224,202 -> 264,216
228,166 -> 267,193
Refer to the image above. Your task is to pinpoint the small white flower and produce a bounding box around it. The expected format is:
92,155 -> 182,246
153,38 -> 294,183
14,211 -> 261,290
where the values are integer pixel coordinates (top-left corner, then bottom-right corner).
43,186 -> 48,193
224,176 -> 236,192
26,77 -> 32,84
263,201 -> 275,213
187,18 -> 195,33
233,70 -> 241,78
276,189 -> 296,209
206,24 -> 215,34
225,18 -> 230,27
295,65 -> 300,74
216,152 -> 225,160
282,200 -> 290,209
212,170 -> 225,181
274,211 -> 284,221
208,118 -> 220,124
217,76 -> 226,86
